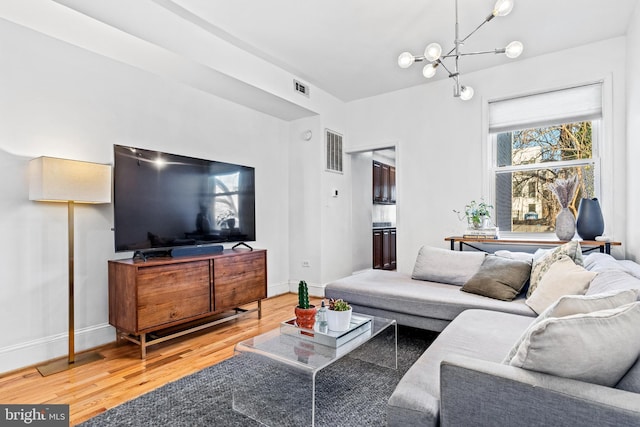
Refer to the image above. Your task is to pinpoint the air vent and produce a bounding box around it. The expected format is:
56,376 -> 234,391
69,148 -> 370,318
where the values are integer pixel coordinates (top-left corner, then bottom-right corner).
294,79 -> 310,97
326,129 -> 343,173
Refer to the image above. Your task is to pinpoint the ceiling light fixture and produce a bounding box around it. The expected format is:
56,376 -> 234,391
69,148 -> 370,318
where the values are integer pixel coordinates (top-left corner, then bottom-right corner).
398,0 -> 523,101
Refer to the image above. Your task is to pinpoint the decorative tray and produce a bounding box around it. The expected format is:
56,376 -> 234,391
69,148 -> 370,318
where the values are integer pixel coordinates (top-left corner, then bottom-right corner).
280,314 -> 372,348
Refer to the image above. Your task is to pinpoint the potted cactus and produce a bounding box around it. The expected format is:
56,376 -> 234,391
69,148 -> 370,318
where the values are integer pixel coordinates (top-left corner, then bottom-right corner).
327,298 -> 352,332
295,280 -> 317,329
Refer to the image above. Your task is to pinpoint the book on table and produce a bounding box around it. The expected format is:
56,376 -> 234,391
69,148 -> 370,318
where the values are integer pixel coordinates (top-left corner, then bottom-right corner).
280,314 -> 372,348
462,227 -> 499,239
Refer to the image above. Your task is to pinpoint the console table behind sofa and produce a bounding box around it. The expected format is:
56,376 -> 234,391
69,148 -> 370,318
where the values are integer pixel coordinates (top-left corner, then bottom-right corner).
445,236 -> 621,255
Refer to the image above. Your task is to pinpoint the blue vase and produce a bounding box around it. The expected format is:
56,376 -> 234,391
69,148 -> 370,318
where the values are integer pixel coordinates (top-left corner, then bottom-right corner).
576,198 -> 604,240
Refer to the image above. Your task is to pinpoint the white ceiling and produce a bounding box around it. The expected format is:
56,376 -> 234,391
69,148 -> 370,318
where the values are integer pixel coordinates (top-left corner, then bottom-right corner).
11,0 -> 639,110
166,0 -> 638,101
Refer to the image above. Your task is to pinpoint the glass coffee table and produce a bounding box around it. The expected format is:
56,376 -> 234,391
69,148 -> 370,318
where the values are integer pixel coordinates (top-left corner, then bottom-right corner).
232,314 -> 397,426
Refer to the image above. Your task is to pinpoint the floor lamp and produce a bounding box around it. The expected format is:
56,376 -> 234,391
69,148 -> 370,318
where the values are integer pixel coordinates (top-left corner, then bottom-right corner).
29,156 -> 111,376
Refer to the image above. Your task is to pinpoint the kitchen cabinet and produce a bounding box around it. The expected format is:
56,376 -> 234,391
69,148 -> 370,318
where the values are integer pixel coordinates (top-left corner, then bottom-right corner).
373,161 -> 395,204
373,228 -> 396,270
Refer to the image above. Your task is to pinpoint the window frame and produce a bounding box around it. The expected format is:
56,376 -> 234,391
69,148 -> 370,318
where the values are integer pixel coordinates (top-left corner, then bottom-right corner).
484,85 -> 605,238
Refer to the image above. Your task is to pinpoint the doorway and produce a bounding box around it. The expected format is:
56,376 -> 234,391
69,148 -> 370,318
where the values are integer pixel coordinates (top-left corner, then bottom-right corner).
348,146 -> 397,273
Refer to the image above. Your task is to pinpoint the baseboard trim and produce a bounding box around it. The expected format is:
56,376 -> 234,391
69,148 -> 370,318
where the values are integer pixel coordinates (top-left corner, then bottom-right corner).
0,323 -> 115,374
268,282 -> 290,297
288,280 -> 325,297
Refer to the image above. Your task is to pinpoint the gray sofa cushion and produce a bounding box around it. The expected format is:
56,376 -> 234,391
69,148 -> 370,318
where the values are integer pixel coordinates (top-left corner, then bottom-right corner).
461,255 -> 531,301
617,357 -> 640,393
325,270 -> 536,327
387,310 -> 534,427
412,246 -> 486,285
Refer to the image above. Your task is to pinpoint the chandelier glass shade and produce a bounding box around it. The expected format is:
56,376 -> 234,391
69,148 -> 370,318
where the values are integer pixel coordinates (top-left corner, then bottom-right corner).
398,0 -> 523,100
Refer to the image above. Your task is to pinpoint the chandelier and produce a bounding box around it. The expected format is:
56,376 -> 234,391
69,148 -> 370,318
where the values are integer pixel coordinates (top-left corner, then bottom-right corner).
397,0 -> 523,100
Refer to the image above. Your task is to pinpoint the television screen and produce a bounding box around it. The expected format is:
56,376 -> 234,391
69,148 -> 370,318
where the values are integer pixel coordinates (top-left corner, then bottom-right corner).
113,145 -> 256,252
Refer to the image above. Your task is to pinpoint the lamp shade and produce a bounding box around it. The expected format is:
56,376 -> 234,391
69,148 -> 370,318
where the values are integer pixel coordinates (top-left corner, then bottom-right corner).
29,156 -> 111,204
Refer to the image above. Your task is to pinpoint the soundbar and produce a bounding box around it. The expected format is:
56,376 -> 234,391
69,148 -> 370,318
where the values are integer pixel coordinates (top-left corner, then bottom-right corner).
170,245 -> 224,257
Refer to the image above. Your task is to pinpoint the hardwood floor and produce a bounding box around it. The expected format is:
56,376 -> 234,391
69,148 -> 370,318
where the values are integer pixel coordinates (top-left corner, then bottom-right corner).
0,293 -> 319,426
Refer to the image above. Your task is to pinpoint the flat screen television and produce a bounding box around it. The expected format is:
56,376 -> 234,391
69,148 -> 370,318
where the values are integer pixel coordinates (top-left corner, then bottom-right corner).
113,145 -> 256,252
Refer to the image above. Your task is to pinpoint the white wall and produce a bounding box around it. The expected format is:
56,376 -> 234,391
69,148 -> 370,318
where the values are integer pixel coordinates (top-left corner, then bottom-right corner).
350,152 -> 374,272
0,19 -> 292,372
1,7 -> 636,374
346,37 -> 630,273
626,4 -> 640,261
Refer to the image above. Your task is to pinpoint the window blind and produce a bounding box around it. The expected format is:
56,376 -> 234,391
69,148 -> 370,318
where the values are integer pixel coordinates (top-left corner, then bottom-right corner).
489,82 -> 602,133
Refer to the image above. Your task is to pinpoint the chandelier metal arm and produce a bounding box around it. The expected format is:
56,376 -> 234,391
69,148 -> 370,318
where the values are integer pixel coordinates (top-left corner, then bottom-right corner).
459,18 -> 492,45
442,49 -> 506,58
438,60 -> 454,77
397,0 -> 520,100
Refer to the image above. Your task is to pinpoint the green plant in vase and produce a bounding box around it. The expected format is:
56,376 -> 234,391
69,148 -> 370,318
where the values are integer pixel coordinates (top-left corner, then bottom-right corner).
295,280 -> 316,329
328,298 -> 350,311
454,199 -> 493,229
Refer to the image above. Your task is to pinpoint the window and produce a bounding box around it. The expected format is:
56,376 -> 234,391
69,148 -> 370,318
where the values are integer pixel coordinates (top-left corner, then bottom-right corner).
489,83 -> 601,235
210,172 -> 240,230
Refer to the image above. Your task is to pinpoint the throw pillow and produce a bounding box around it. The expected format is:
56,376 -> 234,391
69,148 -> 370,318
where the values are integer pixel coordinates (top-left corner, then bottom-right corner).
616,357 -> 640,393
503,289 -> 639,364
412,246 -> 486,286
525,256 -> 596,314
527,241 -> 584,298
494,250 -> 534,265
508,302 -> 640,387
461,255 -> 531,301
586,270 -> 640,296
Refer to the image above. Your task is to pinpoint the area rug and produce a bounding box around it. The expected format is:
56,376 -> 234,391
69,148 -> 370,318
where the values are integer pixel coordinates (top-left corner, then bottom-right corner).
80,326 -> 437,427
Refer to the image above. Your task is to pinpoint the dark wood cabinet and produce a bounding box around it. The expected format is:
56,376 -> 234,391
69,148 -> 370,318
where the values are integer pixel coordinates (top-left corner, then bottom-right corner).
373,228 -> 396,270
373,161 -> 396,204
389,228 -> 397,269
373,229 -> 383,269
109,249 -> 267,357
389,166 -> 396,204
373,161 -> 383,203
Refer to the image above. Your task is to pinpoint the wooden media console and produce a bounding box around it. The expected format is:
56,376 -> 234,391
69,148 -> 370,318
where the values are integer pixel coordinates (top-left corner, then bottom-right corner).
108,249 -> 266,358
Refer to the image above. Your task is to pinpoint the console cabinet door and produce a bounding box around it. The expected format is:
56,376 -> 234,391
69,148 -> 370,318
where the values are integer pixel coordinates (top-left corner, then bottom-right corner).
214,252 -> 267,310
136,260 -> 210,331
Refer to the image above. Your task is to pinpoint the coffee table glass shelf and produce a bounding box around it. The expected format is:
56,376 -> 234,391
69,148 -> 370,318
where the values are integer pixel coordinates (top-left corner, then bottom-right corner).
232,313 -> 397,426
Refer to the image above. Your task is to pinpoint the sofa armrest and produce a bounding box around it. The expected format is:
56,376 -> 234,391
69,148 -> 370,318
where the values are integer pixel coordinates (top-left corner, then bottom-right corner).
440,354 -> 640,427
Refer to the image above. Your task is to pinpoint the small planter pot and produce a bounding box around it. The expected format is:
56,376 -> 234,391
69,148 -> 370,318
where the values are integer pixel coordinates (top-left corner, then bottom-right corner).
327,307 -> 353,332
295,306 -> 317,329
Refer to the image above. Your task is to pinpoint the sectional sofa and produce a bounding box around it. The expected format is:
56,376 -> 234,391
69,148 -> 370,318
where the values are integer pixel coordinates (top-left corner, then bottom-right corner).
325,244 -> 640,426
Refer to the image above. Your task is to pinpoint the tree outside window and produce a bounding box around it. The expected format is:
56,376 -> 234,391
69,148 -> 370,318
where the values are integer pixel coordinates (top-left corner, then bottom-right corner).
494,121 -> 596,234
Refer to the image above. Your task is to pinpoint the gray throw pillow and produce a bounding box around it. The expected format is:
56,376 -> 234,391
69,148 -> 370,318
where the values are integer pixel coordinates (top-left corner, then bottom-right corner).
461,255 -> 531,301
504,289 -> 639,364
586,269 -> 640,296
508,302 -> 640,387
412,246 -> 486,286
